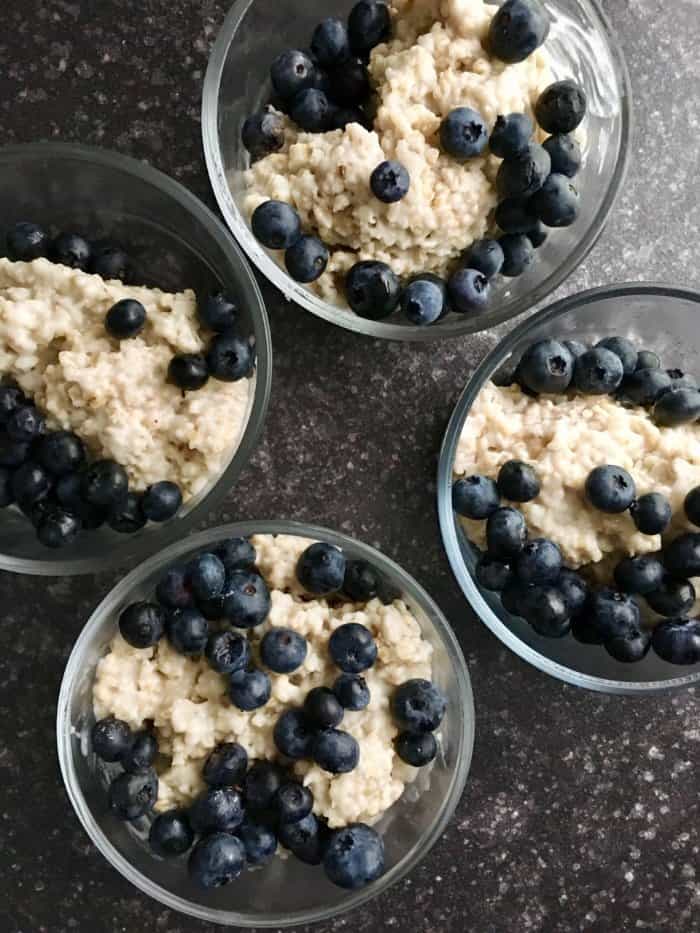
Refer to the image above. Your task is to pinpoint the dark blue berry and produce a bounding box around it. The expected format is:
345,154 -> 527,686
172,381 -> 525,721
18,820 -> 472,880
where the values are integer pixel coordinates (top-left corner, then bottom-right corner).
621,368 -> 672,406
596,337 -> 638,376
188,833 -> 245,888
273,709 -> 315,759
189,787 -> 245,834
488,0 -> 550,63
185,552 -> 226,602
571,614 -> 604,645
156,565 -> 194,610
7,405 -> 45,442
345,261 -> 401,319
198,291 -> 238,333
36,431 -> 85,476
304,686 -> 344,728
343,559 -> 380,601
475,554 -> 513,591
392,679 -> 446,733
221,570 -> 271,627
81,459 -> 128,508
614,555 -> 665,595
108,769 -> 158,821
122,730 -> 158,773
216,537 -> 256,572
370,160 -> 410,203
312,17 -> 351,66
452,474 -> 500,519
323,823 -> 385,889
166,608 -> 208,655
329,622 -> 377,673
274,782 -> 314,824
328,58 -> 370,106
207,334 -> 254,382
543,133 -> 582,177
664,533 -> 700,579
532,173 -> 580,227
236,817 -> 277,865
230,668 -> 271,711
206,630 -> 250,674
652,618 -> 700,665
36,506 -> 81,548
664,369 -> 697,391
327,105 -> 368,130
395,732 -> 437,767
204,742 -> 248,787
486,507 -> 527,559
685,486 -> 700,526
119,601 -> 165,649
89,243 -> 131,280
527,221 -> 548,248
11,461 -> 51,509
297,542 -> 346,595
0,385 -> 26,424
522,585 -> 571,637
244,762 -> 285,812
251,200 -> 302,249
149,810 -> 194,857
605,629 -> 651,663
141,481 -> 182,522
312,728 -> 360,773
333,673 -> 370,711
495,197 -> 538,234
51,232 -> 91,269
573,347 -> 624,394
515,538 -> 562,585
105,299 -> 146,339
588,588 -> 641,640
558,568 -> 588,615
241,108 -> 285,161
440,107 -> 489,160
497,460 -> 540,502
447,268 -> 490,314
496,143 -> 550,199
168,353 -> 209,391
489,113 -> 533,159
285,235 -> 329,283
652,387 -> 700,426
646,576 -> 695,617
91,716 -> 133,762
7,221 -> 49,260
563,339 -> 587,358
535,80 -> 587,134
261,627 -> 308,673
109,493 -> 147,533
636,350 -> 660,371
500,578 -> 527,617
271,49 -> 318,100
499,233 -> 534,276
631,493 -> 672,535
278,812 -> 326,865
291,88 -> 331,131
348,1 -> 391,55
462,238 -> 504,279
585,465 -> 636,513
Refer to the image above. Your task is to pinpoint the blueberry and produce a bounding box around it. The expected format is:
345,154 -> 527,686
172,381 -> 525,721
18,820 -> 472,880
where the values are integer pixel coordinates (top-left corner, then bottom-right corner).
185,552 -> 226,602
543,134 -> 582,178
7,405 -> 45,442
571,614 -> 604,645
270,49 -> 318,100
297,542 -> 346,595
89,243 -> 131,280
585,465 -> 636,513
348,1 -> 391,55
535,80 -> 587,134
230,668 -> 271,711
51,232 -> 91,269
532,174 -> 580,227
304,686 -> 344,729
462,239 -> 504,279
251,200 -> 302,250
515,538 -> 562,585
244,762 -> 285,812
527,221 -> 549,248
11,462 -> 52,509
499,233 -> 534,276
621,369 -> 672,406
189,787 -> 245,834
664,532 -> 700,578
630,493 -> 672,535
109,493 -> 147,533
261,627 -> 308,674
399,275 -> 449,325
447,268 -> 490,314
7,221 -> 49,261
36,431 -> 85,476
91,716 -> 133,762
241,108 -> 286,161
596,337 -> 638,376
452,475 -> 500,519
216,537 -> 257,572
392,679 -> 446,733
206,630 -> 251,674
636,350 -> 661,371
522,585 -> 571,637
495,197 -> 538,234
646,576 -> 696,617
573,347 -> 624,394
290,88 -> 331,132
274,782 -> 314,824
122,729 -> 158,773
614,555 -> 665,595
312,17 -> 351,66
285,235 -> 329,283
221,570 -> 271,627
323,824 -> 385,889
188,833 -> 245,888
497,460 -> 541,502
108,769 -> 158,821
312,728 -> 360,773
149,809 -> 194,858
333,673 -> 370,711
605,629 -> 651,664
81,459 -> 128,508
558,568 -> 589,615
652,387 -> 700,426
203,742 -> 248,788
198,291 -> 238,333
486,508 -> 529,560
156,565 -> 194,610
440,107 -> 489,160
588,587 -> 641,640
370,160 -> 410,203
141,481 -> 182,522
395,731 -> 437,767
207,334 -> 255,382
500,578 -> 527,617
326,105 -> 368,130
328,58 -> 371,106
329,622 -> 377,673
278,812 -> 326,865
168,353 -> 209,391
36,507 -> 81,548
652,618 -> 700,665
665,369 -> 697,391
345,261 -> 401,319
105,299 -> 146,339
272,708 -> 314,760
496,143 -> 551,200
488,0 -> 550,63
0,385 -> 26,425
475,553 -> 513,591
119,601 -> 165,649
0,468 -> 13,507
166,608 -> 208,655
236,818 -> 277,865
343,559 -> 380,601
489,113 -> 533,159
685,486 -> 700,527
563,339 -> 587,358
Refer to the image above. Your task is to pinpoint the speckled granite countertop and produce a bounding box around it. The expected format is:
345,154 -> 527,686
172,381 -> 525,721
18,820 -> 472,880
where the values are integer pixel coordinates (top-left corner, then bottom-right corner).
0,1 -> 698,931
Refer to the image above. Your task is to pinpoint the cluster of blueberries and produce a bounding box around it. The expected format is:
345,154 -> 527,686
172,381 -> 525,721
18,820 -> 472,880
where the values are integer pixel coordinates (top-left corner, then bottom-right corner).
91,536 -> 448,889
243,0 -> 585,327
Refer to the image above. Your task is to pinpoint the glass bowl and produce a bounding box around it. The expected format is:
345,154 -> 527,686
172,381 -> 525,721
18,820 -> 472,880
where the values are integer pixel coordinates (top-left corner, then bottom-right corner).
202,0 -> 632,342
438,284 -> 700,695
0,142 -> 272,576
57,520 -> 474,927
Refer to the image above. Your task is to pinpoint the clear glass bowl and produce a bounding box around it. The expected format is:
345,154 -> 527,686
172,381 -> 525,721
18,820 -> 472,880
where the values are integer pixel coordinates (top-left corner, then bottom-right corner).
0,143 -> 272,575
438,284 -> 700,695
202,0 -> 632,341
57,520 -> 474,927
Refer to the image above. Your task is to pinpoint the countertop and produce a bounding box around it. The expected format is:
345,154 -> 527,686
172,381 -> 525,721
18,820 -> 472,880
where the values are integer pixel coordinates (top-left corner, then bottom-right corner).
0,1 -> 698,931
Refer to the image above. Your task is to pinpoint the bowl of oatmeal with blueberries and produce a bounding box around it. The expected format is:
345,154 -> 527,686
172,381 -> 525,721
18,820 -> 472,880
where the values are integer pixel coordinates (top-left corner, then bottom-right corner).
203,0 -> 630,339
57,521 -> 473,926
0,143 -> 271,574
439,284 -> 700,694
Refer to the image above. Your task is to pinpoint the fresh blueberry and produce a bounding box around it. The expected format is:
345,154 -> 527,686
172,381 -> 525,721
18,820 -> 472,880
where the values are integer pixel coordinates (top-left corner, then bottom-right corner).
343,559 -> 380,601
475,553 -> 513,591
440,107 -> 489,160
345,261 -> 401,319
108,769 -> 158,821
51,232 -> 91,269
189,787 -> 245,834
596,337 -> 638,376
0,385 -> 26,424
261,627 -> 308,674
496,143 -> 551,199
270,49 -> 318,100
91,716 -> 133,762
495,197 -> 538,234
522,585 -> 571,637
236,817 -> 278,865
447,268 -> 491,314
630,493 -> 672,535
348,1 -> 391,54
392,679 -> 446,733
109,493 -> 147,533
395,731 -> 437,767
188,833 -> 246,888
304,686 -> 344,729
329,622 -> 377,673
489,113 -> 533,159
323,823 -> 385,889
488,0 -> 550,63
198,291 -> 238,333
499,233 -> 534,276
646,576 -> 696,617
665,369 -> 697,391
664,532 -> 700,579
312,728 -> 360,773
605,629 -> 652,664
587,587 -> 641,640
614,555 -> 665,595
278,812 -> 326,864
542,134 -> 582,177
221,570 -> 271,627
230,668 -> 271,711
11,462 -> 52,509
168,353 -> 209,391
685,486 -> 700,527
185,552 -> 226,602
0,468 -> 13,508
105,299 -> 146,339
89,243 -> 131,280
526,221 -> 549,248
326,105 -> 368,130
141,481 -> 182,522
216,537 -> 257,572
206,630 -> 251,674
370,160 -> 410,203
518,339 -> 575,395
515,538 -> 562,585
273,709 -> 315,759
585,465 -> 636,513
207,334 -> 255,382
558,568 -> 589,615
652,387 -> 700,426
285,235 -> 329,283
251,200 -> 302,250
36,431 -> 85,476
36,507 -> 82,548
452,475 -> 500,519
497,460 -> 541,502
532,174 -> 580,227
290,88 -> 331,132
149,809 -> 195,857
462,239 -> 504,279
563,339 -> 587,359
333,673 -> 370,711
636,350 -> 661,371
312,17 -> 351,66
274,782 -> 314,824
7,221 -> 49,261
652,618 -> 700,665
119,601 -> 165,649
81,460 -> 128,508
241,108 -> 286,161
297,542 -> 346,595
204,742 -> 249,788
500,578 -> 527,617
245,762 -> 285,812
328,57 -> 371,106
122,730 -> 158,774
7,405 -> 45,443
573,347 -> 624,394
535,80 -> 587,134
156,565 -> 194,610
166,608 -> 208,655
621,368 -> 672,406
399,274 -> 449,324
571,614 -> 605,645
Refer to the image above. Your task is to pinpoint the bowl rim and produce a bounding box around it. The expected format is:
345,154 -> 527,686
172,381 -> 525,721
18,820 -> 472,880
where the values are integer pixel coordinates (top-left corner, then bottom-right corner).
57,519 -> 475,927
438,281 -> 700,695
201,0 -> 633,342
0,141 -> 273,576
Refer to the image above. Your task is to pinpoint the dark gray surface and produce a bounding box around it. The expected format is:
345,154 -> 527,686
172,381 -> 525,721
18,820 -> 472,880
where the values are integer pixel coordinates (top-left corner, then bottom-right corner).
0,1 -> 699,931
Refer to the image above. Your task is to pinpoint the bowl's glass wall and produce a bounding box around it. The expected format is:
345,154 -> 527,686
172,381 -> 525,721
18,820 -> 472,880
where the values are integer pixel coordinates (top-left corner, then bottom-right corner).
0,144 -> 271,575
58,522 -> 474,927
438,286 -> 700,693
203,0 -> 631,341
